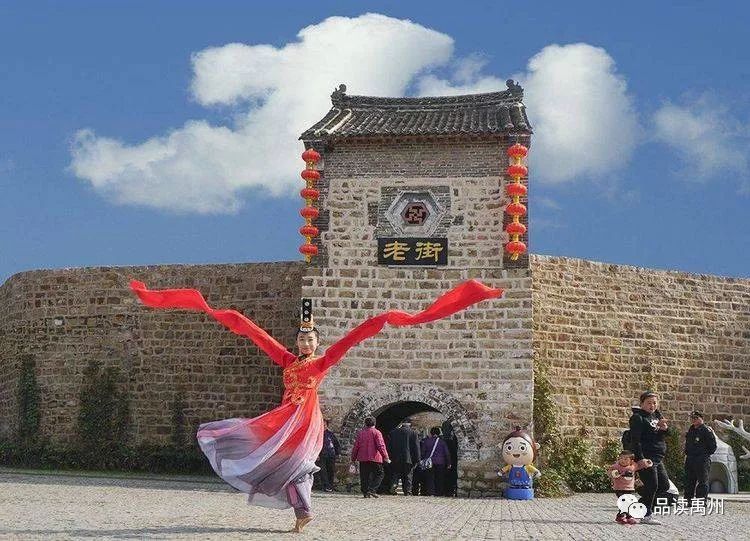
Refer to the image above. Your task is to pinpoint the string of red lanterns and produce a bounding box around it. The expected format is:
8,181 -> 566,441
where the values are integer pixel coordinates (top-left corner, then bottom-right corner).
299,148 -> 321,262
505,142 -> 528,261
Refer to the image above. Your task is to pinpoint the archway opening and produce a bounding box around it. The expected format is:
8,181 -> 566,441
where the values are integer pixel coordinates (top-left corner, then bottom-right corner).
375,400 -> 439,436
374,400 -> 459,496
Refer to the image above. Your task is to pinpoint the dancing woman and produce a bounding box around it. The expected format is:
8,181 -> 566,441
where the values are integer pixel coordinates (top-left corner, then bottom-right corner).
130,279 -> 502,532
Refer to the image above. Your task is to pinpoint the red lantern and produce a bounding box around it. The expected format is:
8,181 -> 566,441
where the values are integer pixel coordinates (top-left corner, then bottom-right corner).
301,169 -> 321,181
300,206 -> 319,219
301,148 -> 321,163
299,244 -> 319,256
506,240 -> 526,255
507,164 -> 528,178
300,188 -> 320,200
506,222 -> 527,235
507,143 -> 528,159
503,142 -> 528,261
506,183 -> 527,197
299,225 -> 320,237
506,202 -> 527,217
299,147 -> 322,262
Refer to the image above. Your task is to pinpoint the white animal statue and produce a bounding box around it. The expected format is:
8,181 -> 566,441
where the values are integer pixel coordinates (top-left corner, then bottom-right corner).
715,419 -> 750,459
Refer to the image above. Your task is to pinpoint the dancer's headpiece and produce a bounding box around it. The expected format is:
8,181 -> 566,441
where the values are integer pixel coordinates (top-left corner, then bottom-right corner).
299,298 -> 315,333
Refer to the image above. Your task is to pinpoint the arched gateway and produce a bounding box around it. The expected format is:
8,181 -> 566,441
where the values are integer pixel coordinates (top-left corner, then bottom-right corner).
298,82 -> 534,496
340,384 -> 480,460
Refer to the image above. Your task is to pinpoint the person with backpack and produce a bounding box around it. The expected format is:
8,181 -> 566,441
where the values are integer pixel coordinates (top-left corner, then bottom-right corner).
419,426 -> 451,496
627,390 -> 670,525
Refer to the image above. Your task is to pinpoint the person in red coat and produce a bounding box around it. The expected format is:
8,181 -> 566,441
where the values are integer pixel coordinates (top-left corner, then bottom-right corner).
351,417 -> 391,498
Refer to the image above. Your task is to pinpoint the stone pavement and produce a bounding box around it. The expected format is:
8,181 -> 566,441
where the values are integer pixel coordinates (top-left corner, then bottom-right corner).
1,472 -> 749,540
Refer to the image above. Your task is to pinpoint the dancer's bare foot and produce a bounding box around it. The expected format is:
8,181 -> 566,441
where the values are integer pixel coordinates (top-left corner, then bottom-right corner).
295,516 -> 313,532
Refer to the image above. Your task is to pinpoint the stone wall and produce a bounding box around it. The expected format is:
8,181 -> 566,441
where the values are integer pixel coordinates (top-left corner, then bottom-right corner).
2,253 -> 747,493
303,137 -> 534,495
0,262 -> 303,445
531,255 -> 750,446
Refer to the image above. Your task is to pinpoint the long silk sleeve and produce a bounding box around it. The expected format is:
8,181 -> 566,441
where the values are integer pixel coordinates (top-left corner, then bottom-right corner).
130,280 -> 296,368
317,279 -> 503,372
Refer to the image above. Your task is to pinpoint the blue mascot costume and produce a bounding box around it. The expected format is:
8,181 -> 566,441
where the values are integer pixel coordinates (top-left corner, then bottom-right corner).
498,426 -> 541,500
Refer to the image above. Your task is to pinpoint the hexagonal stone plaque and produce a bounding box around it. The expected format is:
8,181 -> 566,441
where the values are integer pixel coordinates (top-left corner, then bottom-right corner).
386,191 -> 446,236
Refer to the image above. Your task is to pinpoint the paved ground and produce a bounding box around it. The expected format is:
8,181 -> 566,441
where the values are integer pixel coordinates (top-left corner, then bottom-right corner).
1,472 -> 749,540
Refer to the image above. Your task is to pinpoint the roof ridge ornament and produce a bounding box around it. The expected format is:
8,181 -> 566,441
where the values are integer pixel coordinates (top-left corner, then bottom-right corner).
331,84 -> 347,105
506,79 -> 523,98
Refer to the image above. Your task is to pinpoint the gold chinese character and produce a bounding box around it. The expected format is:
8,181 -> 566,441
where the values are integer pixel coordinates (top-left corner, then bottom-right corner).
415,241 -> 443,262
383,240 -> 410,261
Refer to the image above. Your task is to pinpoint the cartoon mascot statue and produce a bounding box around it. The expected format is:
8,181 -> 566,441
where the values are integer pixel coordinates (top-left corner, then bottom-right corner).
498,426 -> 541,500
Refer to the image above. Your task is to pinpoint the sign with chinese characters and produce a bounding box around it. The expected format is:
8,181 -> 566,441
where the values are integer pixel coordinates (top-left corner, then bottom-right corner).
377,237 -> 448,266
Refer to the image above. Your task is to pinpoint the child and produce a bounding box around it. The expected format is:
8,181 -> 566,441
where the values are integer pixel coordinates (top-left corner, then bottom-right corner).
609,450 -> 651,524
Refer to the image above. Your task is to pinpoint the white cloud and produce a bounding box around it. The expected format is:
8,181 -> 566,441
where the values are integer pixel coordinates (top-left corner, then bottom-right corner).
653,97 -> 748,182
418,44 -> 640,184
522,44 -> 639,183
536,197 -> 561,210
70,14 -> 453,214
417,54 -> 506,96
70,16 -> 642,213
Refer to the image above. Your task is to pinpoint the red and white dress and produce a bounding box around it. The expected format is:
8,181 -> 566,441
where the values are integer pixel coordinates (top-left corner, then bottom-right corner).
130,279 -> 502,511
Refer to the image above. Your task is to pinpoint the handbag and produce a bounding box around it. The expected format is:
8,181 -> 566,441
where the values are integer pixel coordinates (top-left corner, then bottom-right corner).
418,437 -> 440,470
348,463 -> 358,475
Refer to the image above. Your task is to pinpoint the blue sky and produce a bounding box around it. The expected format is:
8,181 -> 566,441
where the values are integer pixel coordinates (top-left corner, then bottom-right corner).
1,1 -> 749,283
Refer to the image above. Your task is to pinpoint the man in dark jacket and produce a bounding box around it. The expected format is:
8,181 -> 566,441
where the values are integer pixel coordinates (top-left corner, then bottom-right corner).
684,411 -> 717,504
318,419 -> 341,491
628,391 -> 670,525
387,419 -> 420,495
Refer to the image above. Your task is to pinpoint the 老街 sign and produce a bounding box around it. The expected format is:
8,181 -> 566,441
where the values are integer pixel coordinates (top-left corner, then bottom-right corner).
377,237 -> 448,266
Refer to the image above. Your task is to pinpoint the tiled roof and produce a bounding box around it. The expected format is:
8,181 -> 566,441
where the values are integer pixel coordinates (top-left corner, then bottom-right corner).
300,80 -> 531,140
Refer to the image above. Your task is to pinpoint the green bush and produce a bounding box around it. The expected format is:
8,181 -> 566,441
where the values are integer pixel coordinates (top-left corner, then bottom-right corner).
17,354 -> 41,444
0,437 -> 212,475
75,361 -> 131,468
120,443 -> 211,474
533,359 -> 610,493
0,358 -> 212,476
565,465 -> 610,492
532,361 -> 558,444
539,429 -> 611,493
534,468 -> 573,498
0,439 -> 20,464
599,439 -> 622,466
663,427 -> 685,490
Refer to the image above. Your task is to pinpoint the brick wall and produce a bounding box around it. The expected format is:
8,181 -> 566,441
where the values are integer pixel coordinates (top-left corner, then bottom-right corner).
0,262 -> 303,444
531,255 -> 750,445
308,137 -> 529,269
2,253 -> 746,493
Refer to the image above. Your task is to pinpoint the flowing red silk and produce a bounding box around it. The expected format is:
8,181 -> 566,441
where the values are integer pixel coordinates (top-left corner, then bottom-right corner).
129,278 -> 503,370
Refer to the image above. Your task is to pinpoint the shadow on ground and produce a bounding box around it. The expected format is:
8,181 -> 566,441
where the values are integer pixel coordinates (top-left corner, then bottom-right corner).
0,472 -> 231,493
0,526 -> 293,538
